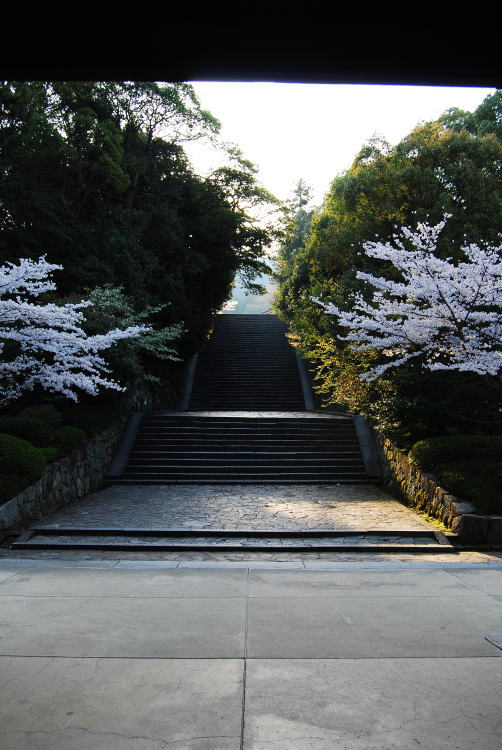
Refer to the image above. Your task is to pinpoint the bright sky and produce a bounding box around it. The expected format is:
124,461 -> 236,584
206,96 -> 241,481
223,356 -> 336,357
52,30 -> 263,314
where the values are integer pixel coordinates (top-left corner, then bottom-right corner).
183,82 -> 496,313
185,83 -> 496,207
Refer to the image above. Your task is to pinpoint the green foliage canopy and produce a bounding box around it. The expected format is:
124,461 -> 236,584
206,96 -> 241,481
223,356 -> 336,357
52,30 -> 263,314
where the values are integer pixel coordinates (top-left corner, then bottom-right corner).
274,93 -> 502,442
0,81 -> 277,362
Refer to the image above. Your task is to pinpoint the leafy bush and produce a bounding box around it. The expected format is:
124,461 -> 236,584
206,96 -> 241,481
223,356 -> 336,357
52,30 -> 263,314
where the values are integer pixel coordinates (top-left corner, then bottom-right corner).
53,426 -> 86,455
0,432 -> 47,478
0,417 -> 53,447
61,397 -> 127,437
0,433 -> 47,503
434,461 -> 502,515
0,474 -> 33,503
409,435 -> 502,514
82,285 -> 182,389
40,446 -> 60,462
409,435 -> 502,472
17,405 -> 63,430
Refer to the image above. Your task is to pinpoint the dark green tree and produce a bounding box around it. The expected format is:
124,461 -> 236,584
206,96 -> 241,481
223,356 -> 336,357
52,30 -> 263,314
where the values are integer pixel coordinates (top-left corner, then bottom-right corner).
274,93 -> 502,441
0,81 -> 279,404
274,178 -> 315,312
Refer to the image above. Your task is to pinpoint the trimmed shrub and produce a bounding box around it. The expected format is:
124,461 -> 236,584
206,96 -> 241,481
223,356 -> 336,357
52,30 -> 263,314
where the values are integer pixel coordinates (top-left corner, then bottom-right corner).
18,405 -> 63,430
409,435 -> 502,472
0,433 -> 47,503
53,426 -> 86,455
434,461 -> 502,515
40,446 -> 60,462
0,474 -> 33,504
61,405 -> 120,437
0,433 -> 46,478
409,435 -> 502,515
0,417 -> 53,447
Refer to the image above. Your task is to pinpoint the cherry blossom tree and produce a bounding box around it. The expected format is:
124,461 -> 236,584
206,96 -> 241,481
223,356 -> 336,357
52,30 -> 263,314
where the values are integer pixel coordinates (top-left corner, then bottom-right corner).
312,217 -> 502,380
0,256 -> 149,405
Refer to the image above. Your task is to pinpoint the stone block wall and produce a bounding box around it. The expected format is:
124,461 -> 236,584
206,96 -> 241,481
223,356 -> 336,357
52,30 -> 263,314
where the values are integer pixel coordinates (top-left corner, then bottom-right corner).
0,418 -> 126,541
373,430 -> 502,544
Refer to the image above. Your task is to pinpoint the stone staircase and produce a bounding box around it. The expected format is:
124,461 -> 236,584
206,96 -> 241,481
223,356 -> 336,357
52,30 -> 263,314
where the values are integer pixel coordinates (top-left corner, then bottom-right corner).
13,314 -> 456,554
112,413 -> 374,485
107,314 -> 376,486
188,314 -> 305,410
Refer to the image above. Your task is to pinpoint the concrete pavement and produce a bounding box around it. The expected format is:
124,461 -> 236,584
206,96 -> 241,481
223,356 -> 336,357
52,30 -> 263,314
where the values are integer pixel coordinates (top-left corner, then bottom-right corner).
1,559 -> 501,749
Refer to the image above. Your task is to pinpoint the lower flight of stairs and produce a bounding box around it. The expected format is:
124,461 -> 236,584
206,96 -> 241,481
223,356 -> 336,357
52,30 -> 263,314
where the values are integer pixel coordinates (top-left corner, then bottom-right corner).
11,414 -> 457,553
108,413 -> 376,485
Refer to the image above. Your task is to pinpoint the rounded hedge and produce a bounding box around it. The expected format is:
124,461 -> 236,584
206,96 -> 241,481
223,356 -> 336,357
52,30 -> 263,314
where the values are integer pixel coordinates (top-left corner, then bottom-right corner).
53,426 -> 86,455
40,446 -> 60,463
0,417 -> 53,447
18,405 -> 63,430
409,435 -> 502,472
0,473 -> 33,504
0,432 -> 47,481
61,406 -> 116,437
434,460 -> 502,515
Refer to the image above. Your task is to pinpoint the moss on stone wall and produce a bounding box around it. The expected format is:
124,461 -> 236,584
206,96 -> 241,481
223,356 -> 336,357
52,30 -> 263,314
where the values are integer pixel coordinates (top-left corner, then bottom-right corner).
0,418 -> 126,541
373,429 -> 502,544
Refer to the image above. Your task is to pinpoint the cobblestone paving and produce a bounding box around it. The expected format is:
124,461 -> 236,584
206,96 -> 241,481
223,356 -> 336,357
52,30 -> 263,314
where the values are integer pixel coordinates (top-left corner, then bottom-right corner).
39,484 -> 434,532
30,533 -> 437,547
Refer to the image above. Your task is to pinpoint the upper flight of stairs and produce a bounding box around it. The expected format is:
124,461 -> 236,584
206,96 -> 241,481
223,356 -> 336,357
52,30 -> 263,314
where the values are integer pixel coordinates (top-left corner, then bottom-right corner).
188,314 -> 305,411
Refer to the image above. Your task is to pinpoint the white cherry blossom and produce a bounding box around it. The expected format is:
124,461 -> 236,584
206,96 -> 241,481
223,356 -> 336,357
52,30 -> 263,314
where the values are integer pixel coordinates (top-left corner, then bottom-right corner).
0,256 -> 149,404
313,218 -> 502,380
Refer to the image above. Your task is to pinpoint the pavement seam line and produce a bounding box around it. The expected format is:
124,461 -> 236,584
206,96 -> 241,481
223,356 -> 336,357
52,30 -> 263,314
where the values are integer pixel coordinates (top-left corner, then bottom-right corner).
0,594 -> 252,599
0,570 -> 23,584
442,568 -> 501,595
240,568 -> 250,750
1,654 -> 500,661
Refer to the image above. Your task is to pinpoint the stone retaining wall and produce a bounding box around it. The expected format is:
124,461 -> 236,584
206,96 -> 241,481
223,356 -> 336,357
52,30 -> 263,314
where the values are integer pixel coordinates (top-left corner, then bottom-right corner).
0,418 -> 126,541
373,430 -> 502,544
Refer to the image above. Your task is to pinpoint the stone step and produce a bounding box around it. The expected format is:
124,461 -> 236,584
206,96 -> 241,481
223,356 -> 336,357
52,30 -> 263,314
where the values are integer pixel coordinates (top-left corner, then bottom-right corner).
114,313 -> 375,485
12,527 -> 454,553
129,451 -> 363,458
136,427 -> 357,435
140,426 -> 353,433
187,407 -> 306,411
132,441 -> 362,449
126,458 -> 366,466
139,419 -> 350,425
122,476 -> 368,484
107,478 -> 375,485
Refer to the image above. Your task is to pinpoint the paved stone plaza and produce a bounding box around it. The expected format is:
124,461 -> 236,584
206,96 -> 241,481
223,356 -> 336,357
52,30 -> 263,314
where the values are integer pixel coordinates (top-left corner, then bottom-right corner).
42,483 -> 434,531
12,481 -> 451,557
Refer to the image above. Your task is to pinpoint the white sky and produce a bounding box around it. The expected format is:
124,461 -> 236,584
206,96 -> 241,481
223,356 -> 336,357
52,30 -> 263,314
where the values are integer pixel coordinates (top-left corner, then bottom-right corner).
183,82 -> 496,313
184,83 -> 496,207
